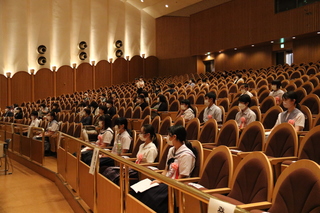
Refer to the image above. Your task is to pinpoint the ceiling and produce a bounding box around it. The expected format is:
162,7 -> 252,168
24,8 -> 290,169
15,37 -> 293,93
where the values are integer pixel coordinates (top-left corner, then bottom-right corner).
127,0 -> 232,18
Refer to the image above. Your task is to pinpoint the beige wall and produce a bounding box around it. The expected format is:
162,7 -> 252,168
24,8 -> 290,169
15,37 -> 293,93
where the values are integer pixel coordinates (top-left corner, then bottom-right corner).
0,0 -> 156,75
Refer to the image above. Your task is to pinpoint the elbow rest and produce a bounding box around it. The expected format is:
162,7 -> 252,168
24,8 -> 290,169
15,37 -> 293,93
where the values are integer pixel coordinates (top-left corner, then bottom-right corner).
268,157 -> 298,165
237,201 -> 272,211
177,177 -> 201,182
202,187 -> 231,194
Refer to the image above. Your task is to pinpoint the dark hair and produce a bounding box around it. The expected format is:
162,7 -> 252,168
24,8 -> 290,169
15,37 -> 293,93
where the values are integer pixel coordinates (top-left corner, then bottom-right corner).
202,78 -> 207,82
141,91 -> 148,98
99,105 -> 108,114
271,79 -> 282,89
115,117 -> 128,130
167,125 -> 197,156
78,102 -> 87,108
238,94 -> 251,106
106,99 -> 113,105
48,111 -> 56,121
180,99 -> 195,116
40,103 -> 46,108
205,92 -> 216,102
84,108 -> 91,115
90,101 -> 99,109
242,83 -> 249,89
190,79 -> 195,83
142,124 -> 157,146
101,93 -> 106,97
138,95 -> 145,100
99,115 -> 112,130
158,94 -> 167,103
31,111 -> 38,117
16,107 -> 22,112
236,73 -> 242,78
111,92 -> 118,98
282,91 -> 300,109
168,84 -> 175,88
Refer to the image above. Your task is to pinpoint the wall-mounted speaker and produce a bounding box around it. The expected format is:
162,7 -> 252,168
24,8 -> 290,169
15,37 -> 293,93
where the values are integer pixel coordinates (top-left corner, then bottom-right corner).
79,41 -> 88,50
115,50 -> 123,58
38,56 -> 47,65
115,40 -> 123,48
37,45 -> 47,54
79,52 -> 87,60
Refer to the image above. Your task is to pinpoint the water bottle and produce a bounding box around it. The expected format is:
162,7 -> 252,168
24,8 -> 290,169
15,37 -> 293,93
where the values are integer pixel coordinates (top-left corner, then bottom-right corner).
116,138 -> 122,155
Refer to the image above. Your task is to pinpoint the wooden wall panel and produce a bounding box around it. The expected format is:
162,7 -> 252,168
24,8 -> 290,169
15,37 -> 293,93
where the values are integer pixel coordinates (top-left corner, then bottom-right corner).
95,60 -> 111,89
34,68 -> 54,101
129,56 -> 143,82
156,16 -> 190,59
145,56 -> 158,79
56,66 -> 74,96
0,75 -> 8,109
76,63 -> 93,92
293,36 -> 320,64
214,45 -> 273,71
11,71 -> 31,105
189,0 -> 320,55
158,56 -> 197,77
112,58 -> 128,85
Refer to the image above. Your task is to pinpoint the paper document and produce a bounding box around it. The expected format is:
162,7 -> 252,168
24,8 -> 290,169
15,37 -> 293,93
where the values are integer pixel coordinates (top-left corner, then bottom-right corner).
130,178 -> 159,193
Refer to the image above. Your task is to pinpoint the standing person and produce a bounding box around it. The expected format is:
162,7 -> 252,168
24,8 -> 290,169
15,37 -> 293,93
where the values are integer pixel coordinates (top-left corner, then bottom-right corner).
235,94 -> 256,129
203,92 -> 222,123
176,99 -> 195,122
132,125 -> 196,213
272,91 -> 305,132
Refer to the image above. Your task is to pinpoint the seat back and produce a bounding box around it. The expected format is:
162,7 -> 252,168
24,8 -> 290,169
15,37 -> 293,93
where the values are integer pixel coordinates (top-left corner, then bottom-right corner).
228,152 -> 273,203
124,107 -> 133,118
198,146 -> 233,189
261,106 -> 283,129
298,125 -> 320,164
158,116 -> 172,135
173,116 -> 185,127
216,120 -> 239,147
151,116 -> 160,133
268,160 -> 320,213
169,100 -> 180,111
132,107 -> 141,119
189,140 -> 203,177
260,96 -> 276,114
264,123 -> 298,157
141,106 -> 151,119
301,94 -> 320,115
237,121 -> 264,152
250,106 -> 261,121
198,119 -> 218,144
224,106 -> 240,123
158,143 -> 172,170
185,118 -> 200,140
300,105 -> 312,131
73,123 -> 82,138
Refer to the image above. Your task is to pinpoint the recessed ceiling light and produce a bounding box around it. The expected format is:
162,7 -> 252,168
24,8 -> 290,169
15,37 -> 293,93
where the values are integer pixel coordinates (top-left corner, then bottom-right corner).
271,41 -> 274,43
165,4 -> 168,8
219,51 -> 222,53
251,44 -> 254,47
317,32 -> 320,34
292,36 -> 296,39
234,48 -> 237,50
141,0 -> 143,2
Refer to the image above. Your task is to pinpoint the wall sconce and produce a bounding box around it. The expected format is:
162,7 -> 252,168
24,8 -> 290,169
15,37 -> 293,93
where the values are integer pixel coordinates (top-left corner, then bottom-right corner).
38,56 -> 47,65
6,72 -> 11,78
141,53 -> 145,58
52,66 -> 56,71
109,58 -> 113,63
72,63 -> 77,68
30,69 -> 35,75
126,56 -> 129,60
91,60 -> 95,65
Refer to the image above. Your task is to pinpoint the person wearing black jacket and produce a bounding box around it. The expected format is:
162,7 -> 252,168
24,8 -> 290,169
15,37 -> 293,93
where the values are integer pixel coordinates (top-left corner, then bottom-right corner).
80,108 -> 92,126
134,95 -> 148,111
151,95 -> 168,119
106,100 -> 116,118
14,107 -> 23,119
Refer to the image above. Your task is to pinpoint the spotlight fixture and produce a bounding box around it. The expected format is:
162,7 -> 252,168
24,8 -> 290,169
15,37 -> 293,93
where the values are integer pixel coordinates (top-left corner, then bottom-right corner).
251,44 -> 255,47
292,36 -> 296,39
115,40 -> 123,48
37,45 -> 47,54
38,56 -> 47,65
79,52 -> 87,60
78,41 -> 88,50
234,48 -> 237,50
271,41 -> 274,43
115,49 -> 123,58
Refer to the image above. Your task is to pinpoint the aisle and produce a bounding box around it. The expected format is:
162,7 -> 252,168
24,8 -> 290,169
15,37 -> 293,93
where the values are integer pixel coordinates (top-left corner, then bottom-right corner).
0,160 -> 73,213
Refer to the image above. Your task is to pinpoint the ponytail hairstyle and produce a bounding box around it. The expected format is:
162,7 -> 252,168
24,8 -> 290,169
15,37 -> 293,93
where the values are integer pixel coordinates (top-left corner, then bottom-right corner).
282,91 -> 300,110
142,124 -> 157,146
167,125 -> 197,157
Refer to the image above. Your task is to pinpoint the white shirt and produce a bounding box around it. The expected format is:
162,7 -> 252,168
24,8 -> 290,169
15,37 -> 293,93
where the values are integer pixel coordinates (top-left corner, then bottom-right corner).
235,108 -> 256,128
136,80 -> 145,89
136,142 -> 158,163
166,144 -> 195,178
269,89 -> 284,100
242,90 -> 253,97
274,109 -> 305,129
30,118 -> 40,128
112,130 -> 132,153
47,120 -> 59,132
98,127 -> 114,145
203,104 -> 222,122
181,108 -> 195,121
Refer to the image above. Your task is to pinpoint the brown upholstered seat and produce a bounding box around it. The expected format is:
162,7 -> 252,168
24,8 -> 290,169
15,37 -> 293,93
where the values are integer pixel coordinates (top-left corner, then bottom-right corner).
217,98 -> 230,113
124,107 -> 133,118
151,116 -> 160,133
260,96 -> 276,114
158,116 -> 172,135
173,116 -> 185,127
237,121 -> 264,152
185,118 -> 200,140
132,107 -> 141,119
198,119 -> 218,144
258,90 -> 270,104
261,106 -> 283,129
300,94 -> 320,115
224,106 -> 240,123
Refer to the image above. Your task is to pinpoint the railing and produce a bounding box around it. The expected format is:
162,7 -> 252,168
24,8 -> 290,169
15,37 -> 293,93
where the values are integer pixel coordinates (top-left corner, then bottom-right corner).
0,121 -> 249,213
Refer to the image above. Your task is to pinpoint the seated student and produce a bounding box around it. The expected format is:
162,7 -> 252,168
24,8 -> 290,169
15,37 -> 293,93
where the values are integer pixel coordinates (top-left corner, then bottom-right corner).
234,73 -> 244,84
135,124 -> 158,164
269,79 -> 284,104
110,92 -> 118,102
132,125 -> 196,213
240,83 -> 253,97
22,111 -> 40,136
165,84 -> 176,94
235,94 -> 256,129
201,78 -> 209,87
141,91 -> 150,105
186,79 -> 196,88
34,112 -> 59,155
154,85 -> 162,95
134,95 -> 148,111
3,106 -> 13,117
14,107 -> 23,119
51,103 -> 61,113
77,102 -> 87,117
79,108 -> 92,126
81,115 -> 114,165
100,93 -> 107,103
203,92 -> 222,123
82,105 -> 107,142
106,100 -> 116,118
272,91 -> 305,132
38,103 -> 49,119
151,94 -> 168,118
176,99 -> 196,122
89,101 -> 99,116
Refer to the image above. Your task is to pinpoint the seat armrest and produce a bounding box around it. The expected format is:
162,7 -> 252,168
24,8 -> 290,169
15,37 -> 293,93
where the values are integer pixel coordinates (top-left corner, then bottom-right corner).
202,187 -> 231,194
237,201 -> 272,211
125,157 -> 137,162
237,151 -> 263,158
140,162 -> 159,167
268,157 -> 298,165
176,177 -> 201,182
